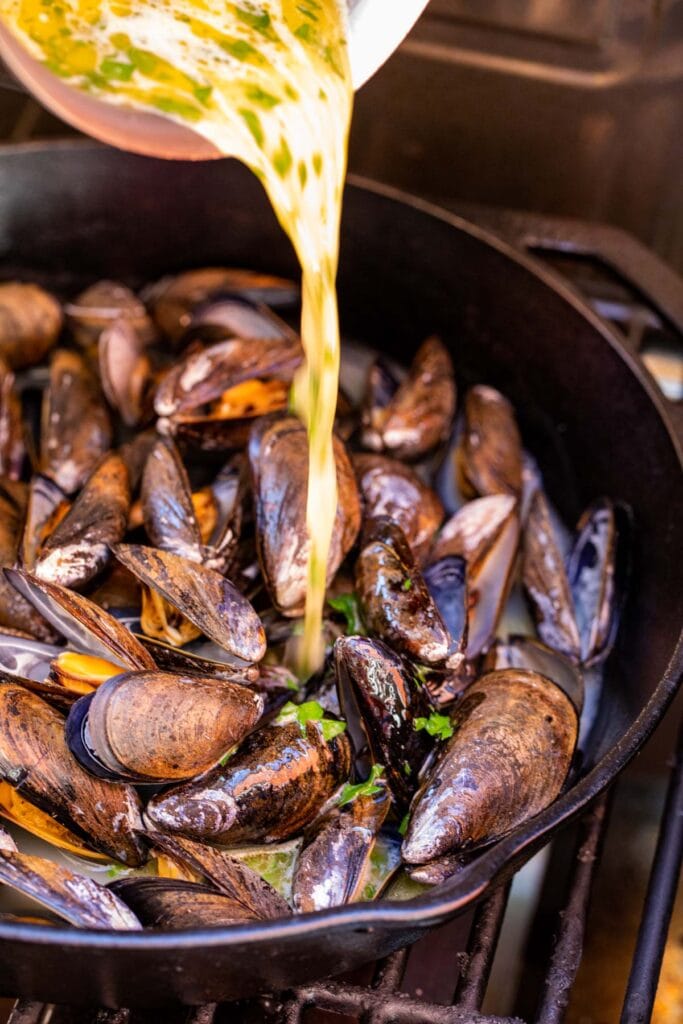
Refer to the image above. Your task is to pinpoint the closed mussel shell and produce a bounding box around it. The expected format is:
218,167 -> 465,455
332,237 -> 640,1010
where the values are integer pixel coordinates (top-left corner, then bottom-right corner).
68,671 -> 263,783
0,486 -> 58,643
146,718 -> 351,846
456,385 -> 523,499
110,876 -> 258,930
0,282 -> 62,370
402,669 -> 578,865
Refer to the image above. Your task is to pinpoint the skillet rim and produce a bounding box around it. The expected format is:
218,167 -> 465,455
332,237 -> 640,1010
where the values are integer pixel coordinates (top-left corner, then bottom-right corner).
0,139 -> 680,951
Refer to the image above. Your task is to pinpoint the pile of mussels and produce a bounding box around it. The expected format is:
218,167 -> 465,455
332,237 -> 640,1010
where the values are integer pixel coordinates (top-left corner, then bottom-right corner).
0,270 -> 624,931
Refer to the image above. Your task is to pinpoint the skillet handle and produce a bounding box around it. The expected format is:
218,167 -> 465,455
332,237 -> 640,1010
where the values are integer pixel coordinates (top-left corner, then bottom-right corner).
448,207 -> 683,445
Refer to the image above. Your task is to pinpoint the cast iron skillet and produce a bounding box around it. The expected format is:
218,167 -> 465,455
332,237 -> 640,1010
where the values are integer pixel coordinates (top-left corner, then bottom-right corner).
0,141 -> 680,1008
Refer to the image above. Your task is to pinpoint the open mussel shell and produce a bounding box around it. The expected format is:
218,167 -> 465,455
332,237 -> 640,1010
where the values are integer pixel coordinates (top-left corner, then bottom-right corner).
361,336 -> 456,461
430,495 -> 520,660
249,415 -> 361,616
0,822 -> 17,852
0,668 -> 79,714
21,474 -> 70,570
146,832 -> 290,919
67,671 -> 263,784
114,545 -> 266,667
402,669 -> 578,864
483,636 -> 584,715
0,680 -> 146,864
109,876 -> 258,930
335,635 -> 435,807
353,453 -> 444,562
40,349 -> 112,495
34,453 -> 130,589
0,282 -> 62,370
141,439 -> 203,562
154,334 -> 302,419
523,490 -> 581,662
148,267 -> 298,342
0,357 -> 26,480
292,783 -> 389,914
146,718 -> 352,846
65,279 -> 155,349
0,850 -> 142,929
567,498 -> 620,665
456,385 -> 523,499
423,556 -> 468,667
99,319 -> 154,428
0,484 -> 58,643
355,517 -> 457,668
5,569 -> 155,670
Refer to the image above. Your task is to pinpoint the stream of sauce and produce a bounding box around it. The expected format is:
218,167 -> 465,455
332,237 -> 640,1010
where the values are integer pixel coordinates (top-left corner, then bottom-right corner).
0,0 -> 353,673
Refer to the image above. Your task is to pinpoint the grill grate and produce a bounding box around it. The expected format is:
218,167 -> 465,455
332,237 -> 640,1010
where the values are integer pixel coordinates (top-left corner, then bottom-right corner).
2,203 -> 682,1024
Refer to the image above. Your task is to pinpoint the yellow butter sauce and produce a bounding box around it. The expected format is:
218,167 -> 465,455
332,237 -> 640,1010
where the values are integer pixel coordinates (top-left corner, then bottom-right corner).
1,0 -> 353,673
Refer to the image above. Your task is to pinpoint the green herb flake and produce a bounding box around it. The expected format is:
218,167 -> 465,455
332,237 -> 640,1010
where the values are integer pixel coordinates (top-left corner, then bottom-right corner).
150,96 -> 202,122
298,160 -> 308,188
246,85 -> 280,108
398,814 -> 409,837
273,136 -> 293,178
276,700 -> 346,743
294,22 -> 312,42
235,6 -> 272,35
414,712 -> 455,742
106,862 -> 131,880
240,108 -> 264,147
339,764 -> 384,806
99,57 -> 135,80
221,38 -> 257,60
312,152 -> 323,176
328,592 -> 364,635
402,577 -> 413,592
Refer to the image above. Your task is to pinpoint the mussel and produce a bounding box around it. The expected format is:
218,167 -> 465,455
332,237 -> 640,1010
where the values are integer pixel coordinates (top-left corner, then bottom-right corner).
65,279 -> 155,349
360,337 -> 456,461
429,495 -> 520,659
456,385 -> 523,499
21,474 -> 70,570
40,349 -> 112,494
402,669 -> 578,864
0,357 -> 25,480
335,635 -> 435,807
249,415 -> 361,616
292,781 -> 389,913
483,636 -> 584,715
99,320 -> 154,427
110,876 -> 258,930
0,485 -> 58,642
567,498 -> 619,665
114,545 -> 266,666
141,439 -> 203,563
353,453 -> 444,561
146,710 -> 352,845
67,671 -> 263,783
0,850 -> 141,929
33,453 -> 130,589
0,680 -> 146,864
522,490 -> 581,662
0,282 -> 62,369
147,831 -> 290,919
354,517 -> 459,668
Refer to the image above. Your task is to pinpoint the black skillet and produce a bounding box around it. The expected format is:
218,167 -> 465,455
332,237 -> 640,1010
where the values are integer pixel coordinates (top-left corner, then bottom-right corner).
0,141 -> 680,1008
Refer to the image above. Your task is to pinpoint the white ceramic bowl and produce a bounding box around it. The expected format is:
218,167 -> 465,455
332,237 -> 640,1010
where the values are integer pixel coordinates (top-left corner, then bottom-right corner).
0,0 -> 430,160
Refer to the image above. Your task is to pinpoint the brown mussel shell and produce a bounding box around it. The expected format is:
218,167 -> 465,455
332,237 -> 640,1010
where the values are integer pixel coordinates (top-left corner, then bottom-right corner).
65,279 -> 155,349
0,283 -> 62,370
74,671 -> 263,783
99,319 -> 154,427
21,474 -> 70,570
353,453 -> 444,562
5,568 -> 156,670
34,453 -> 130,589
249,415 -> 361,616
146,719 -> 352,846
0,357 -> 25,480
355,517 -> 457,667
292,784 -> 389,913
483,636 -> 584,715
148,267 -> 298,342
141,439 -> 203,562
361,337 -> 455,461
335,635 -> 435,807
40,349 -> 112,494
456,385 -> 523,499
110,876 -> 258,930
402,669 -> 578,864
146,831 -> 290,919
114,545 -> 266,667
0,484 -> 58,642
0,850 -> 142,929
523,490 -> 581,662
0,681 -> 146,864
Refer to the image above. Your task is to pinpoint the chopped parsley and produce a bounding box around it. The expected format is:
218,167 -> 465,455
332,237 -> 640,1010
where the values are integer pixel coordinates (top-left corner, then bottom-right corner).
276,700 -> 346,742
414,712 -> 455,742
339,764 -> 384,806
328,592 -> 364,635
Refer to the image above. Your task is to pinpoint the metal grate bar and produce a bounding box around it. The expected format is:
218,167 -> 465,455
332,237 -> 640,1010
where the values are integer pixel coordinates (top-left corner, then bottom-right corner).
454,883 -> 512,1011
280,979 -> 525,1024
533,794 -> 610,1024
621,717 -> 683,1024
